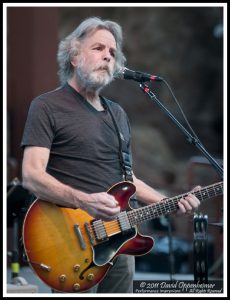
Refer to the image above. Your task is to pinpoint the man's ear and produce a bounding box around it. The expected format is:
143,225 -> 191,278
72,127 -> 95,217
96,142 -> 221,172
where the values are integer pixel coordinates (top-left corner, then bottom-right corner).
70,40 -> 81,67
70,55 -> 78,67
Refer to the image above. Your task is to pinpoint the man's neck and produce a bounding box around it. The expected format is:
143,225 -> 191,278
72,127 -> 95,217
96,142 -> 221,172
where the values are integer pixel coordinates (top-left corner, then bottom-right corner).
68,79 -> 104,111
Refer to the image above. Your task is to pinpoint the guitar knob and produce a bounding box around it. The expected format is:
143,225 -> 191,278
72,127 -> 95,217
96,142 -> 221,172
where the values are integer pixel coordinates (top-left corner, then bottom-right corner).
73,283 -> 80,291
87,273 -> 94,281
59,274 -> 66,282
73,264 -> 80,272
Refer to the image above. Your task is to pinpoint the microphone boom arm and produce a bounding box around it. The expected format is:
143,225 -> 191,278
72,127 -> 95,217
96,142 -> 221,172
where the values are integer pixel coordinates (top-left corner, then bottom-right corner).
139,82 -> 223,179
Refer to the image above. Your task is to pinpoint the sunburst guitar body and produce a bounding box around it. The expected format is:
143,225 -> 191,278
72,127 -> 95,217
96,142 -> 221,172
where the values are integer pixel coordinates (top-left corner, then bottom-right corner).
23,181 -> 153,292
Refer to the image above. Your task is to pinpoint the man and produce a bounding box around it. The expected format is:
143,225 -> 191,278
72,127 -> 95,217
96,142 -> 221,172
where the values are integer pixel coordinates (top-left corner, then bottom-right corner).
21,17 -> 200,293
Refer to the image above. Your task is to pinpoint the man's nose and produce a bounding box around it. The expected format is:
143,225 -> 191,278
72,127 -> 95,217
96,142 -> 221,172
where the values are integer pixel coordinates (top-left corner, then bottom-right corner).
102,49 -> 111,62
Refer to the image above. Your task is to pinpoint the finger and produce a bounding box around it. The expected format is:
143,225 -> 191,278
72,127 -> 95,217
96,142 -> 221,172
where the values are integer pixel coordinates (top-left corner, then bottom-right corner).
177,201 -> 186,214
192,185 -> 202,192
96,198 -> 120,214
179,198 -> 193,211
184,194 -> 200,208
108,194 -> 119,206
95,193 -> 118,208
104,205 -> 120,215
104,194 -> 119,207
97,206 -> 121,220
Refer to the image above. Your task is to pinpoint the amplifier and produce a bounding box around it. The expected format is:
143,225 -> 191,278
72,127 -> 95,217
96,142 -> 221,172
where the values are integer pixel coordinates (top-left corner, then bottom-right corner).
7,283 -> 38,293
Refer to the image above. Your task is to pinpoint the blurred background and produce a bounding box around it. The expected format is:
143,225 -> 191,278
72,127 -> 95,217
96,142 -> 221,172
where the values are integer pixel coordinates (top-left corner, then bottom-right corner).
6,5 -> 224,293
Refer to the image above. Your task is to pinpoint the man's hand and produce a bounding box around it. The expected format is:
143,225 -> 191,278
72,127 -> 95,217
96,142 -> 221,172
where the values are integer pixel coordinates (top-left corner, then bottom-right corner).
177,185 -> 201,215
79,192 -> 120,221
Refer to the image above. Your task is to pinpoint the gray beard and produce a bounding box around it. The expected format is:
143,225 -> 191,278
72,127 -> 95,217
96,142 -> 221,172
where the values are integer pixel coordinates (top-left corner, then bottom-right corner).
75,65 -> 114,93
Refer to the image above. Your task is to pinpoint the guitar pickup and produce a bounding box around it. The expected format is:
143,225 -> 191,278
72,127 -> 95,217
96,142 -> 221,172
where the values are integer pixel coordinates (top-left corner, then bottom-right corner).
92,220 -> 108,241
118,211 -> 131,232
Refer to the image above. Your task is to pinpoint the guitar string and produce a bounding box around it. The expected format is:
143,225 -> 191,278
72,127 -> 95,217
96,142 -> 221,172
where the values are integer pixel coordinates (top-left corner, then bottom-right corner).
90,199 -> 177,234
91,186 -> 223,239
90,183 -> 223,236
127,183 -> 223,226
89,183 -> 223,237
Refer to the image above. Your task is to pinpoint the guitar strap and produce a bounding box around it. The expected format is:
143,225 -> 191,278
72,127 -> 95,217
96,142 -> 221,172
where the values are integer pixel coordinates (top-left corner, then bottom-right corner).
102,97 -> 133,183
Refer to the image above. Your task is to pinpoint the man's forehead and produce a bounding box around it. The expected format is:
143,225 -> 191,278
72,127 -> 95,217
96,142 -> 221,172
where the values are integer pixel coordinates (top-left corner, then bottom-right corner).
84,29 -> 117,47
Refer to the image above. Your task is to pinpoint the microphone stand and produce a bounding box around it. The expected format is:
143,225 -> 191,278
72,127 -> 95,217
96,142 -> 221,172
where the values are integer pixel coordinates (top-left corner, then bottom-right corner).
166,215 -> 175,281
139,83 -> 223,179
139,82 -> 223,281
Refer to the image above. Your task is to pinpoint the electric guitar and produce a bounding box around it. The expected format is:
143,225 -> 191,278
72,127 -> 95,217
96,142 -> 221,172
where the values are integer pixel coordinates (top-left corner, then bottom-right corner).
22,181 -> 223,293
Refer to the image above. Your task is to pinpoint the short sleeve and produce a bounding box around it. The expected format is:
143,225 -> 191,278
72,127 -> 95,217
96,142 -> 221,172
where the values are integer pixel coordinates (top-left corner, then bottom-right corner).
20,97 -> 55,149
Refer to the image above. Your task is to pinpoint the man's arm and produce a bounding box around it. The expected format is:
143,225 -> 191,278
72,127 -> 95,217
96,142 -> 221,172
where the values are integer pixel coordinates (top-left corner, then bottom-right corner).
133,175 -> 166,204
22,146 -> 120,220
133,174 -> 200,214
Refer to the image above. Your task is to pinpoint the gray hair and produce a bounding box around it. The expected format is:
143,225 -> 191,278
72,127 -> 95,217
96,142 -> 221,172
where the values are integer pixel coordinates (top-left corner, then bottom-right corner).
57,17 -> 126,84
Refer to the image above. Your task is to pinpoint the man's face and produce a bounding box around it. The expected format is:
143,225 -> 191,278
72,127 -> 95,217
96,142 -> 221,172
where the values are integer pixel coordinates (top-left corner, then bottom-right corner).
72,29 -> 117,90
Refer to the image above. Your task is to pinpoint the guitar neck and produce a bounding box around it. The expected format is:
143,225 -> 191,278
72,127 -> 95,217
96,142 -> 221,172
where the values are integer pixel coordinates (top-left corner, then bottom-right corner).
127,182 -> 223,226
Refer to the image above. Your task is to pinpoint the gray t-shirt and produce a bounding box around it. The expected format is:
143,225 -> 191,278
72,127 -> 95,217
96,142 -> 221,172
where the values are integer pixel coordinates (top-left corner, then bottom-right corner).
21,83 -> 132,193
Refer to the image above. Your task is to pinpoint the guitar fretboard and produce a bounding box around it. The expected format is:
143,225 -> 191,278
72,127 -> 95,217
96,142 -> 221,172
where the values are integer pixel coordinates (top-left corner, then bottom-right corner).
127,182 -> 223,226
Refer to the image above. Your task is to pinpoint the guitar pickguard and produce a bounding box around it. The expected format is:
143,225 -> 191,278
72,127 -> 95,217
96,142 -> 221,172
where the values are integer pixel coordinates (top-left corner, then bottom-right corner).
93,228 -> 137,266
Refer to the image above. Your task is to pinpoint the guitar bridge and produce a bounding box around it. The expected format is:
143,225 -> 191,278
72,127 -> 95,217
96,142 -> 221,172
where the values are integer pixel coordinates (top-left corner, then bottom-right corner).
84,222 -> 96,245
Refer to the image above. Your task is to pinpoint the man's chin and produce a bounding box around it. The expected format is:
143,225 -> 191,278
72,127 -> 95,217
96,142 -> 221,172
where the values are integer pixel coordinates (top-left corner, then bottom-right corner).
93,74 -> 113,86
78,72 -> 114,91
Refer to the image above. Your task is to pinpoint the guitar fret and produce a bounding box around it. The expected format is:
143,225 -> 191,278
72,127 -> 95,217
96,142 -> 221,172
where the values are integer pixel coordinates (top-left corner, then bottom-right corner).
197,190 -> 205,202
203,188 -> 211,199
128,181 -> 223,226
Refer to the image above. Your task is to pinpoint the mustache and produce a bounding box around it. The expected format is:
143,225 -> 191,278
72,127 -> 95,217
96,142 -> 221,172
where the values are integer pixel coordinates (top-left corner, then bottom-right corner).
93,65 -> 112,76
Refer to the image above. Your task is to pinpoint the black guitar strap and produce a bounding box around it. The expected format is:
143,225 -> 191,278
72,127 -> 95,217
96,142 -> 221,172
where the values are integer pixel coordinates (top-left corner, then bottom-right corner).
102,97 -> 133,182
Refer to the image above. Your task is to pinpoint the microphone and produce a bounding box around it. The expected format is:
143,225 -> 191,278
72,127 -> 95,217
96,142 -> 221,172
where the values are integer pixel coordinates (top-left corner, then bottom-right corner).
118,67 -> 163,82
